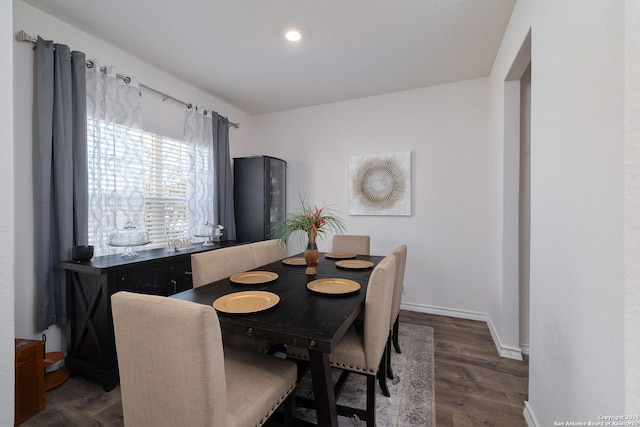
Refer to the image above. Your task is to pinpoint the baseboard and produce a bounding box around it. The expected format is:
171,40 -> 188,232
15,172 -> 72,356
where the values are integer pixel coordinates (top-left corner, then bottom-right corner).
401,302 -> 488,322
523,401 -> 539,427
486,315 -> 523,360
520,343 -> 530,355
401,302 -> 524,361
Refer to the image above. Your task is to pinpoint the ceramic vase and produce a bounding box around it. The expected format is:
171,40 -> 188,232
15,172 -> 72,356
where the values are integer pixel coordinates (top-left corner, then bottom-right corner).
304,238 -> 318,275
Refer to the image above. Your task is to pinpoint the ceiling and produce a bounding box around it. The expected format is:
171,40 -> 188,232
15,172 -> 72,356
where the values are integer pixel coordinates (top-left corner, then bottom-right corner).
22,0 -> 516,115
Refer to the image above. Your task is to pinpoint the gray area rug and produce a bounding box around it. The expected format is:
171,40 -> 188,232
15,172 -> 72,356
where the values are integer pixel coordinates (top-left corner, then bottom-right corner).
295,323 -> 434,426
21,323 -> 433,426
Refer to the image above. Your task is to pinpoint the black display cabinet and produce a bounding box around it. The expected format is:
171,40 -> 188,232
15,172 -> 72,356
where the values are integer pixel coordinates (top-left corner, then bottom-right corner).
233,156 -> 286,242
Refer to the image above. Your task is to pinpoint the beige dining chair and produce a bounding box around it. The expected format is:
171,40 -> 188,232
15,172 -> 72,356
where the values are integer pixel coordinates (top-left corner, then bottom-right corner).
111,291 -> 297,427
191,244 -> 255,288
331,235 -> 371,255
250,239 -> 287,267
191,244 -> 273,353
386,244 -> 407,381
286,255 -> 396,427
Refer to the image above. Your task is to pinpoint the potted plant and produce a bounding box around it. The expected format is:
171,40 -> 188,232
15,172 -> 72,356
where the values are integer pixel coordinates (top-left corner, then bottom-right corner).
276,198 -> 346,274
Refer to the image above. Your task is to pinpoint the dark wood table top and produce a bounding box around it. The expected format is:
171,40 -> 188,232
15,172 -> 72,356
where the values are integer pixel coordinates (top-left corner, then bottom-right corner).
171,253 -> 384,353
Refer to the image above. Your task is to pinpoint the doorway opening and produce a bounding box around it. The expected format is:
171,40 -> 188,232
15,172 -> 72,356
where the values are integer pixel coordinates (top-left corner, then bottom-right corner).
519,63 -> 531,355
502,30 -> 531,358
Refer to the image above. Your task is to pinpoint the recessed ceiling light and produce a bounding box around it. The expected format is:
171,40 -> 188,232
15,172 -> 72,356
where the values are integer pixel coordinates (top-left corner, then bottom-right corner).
285,29 -> 302,42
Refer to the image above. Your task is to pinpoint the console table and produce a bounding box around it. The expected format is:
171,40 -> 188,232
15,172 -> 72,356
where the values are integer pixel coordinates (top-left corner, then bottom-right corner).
60,241 -> 239,391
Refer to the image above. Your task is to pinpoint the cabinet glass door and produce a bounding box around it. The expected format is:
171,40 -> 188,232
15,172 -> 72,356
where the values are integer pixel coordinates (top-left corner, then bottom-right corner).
267,158 -> 286,239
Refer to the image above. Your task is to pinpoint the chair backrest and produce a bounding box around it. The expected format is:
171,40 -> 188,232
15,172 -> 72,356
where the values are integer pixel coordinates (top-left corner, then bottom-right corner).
332,235 -> 371,255
390,244 -> 408,327
191,244 -> 255,287
250,239 -> 287,267
111,291 -> 226,426
363,255 -> 396,367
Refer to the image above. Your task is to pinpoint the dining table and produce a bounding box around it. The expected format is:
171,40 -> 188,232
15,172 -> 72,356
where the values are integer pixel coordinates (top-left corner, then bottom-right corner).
171,251 -> 384,427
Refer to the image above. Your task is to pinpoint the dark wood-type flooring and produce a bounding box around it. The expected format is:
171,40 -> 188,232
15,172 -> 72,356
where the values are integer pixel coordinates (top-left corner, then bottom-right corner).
399,311 -> 529,426
23,311 -> 528,426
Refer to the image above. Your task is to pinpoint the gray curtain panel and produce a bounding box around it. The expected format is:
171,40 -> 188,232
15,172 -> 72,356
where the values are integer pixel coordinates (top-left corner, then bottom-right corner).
34,37 -> 88,330
212,113 -> 236,240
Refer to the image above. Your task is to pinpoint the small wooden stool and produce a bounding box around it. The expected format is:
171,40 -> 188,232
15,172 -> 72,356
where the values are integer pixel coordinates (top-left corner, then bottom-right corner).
43,350 -> 69,391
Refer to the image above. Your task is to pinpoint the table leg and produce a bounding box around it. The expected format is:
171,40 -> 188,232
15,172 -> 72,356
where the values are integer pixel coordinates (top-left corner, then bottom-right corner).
308,350 -> 338,427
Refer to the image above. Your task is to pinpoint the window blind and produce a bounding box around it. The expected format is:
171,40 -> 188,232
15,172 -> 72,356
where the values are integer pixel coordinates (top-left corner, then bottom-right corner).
87,118 -> 190,252
143,132 -> 189,247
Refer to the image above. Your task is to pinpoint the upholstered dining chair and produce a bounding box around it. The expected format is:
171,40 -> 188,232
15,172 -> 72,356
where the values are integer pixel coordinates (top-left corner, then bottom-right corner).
191,244 -> 255,288
111,291 -> 297,427
250,239 -> 287,267
286,255 -> 396,427
191,244 -> 273,353
331,235 -> 371,255
386,244 -> 408,381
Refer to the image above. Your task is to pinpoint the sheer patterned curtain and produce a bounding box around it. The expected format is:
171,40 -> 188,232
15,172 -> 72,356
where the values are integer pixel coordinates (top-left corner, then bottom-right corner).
184,106 -> 214,240
34,38 -> 87,330
86,61 -> 144,255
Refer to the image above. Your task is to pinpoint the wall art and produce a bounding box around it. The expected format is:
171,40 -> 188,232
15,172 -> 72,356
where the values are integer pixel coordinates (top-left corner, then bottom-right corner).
348,150 -> 411,216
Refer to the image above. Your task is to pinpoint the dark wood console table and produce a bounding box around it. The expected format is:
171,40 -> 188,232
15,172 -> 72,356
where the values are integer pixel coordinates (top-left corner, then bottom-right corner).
60,241 -> 239,391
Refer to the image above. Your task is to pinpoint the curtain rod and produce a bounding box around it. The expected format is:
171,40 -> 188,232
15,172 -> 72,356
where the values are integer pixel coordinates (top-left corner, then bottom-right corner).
16,30 -> 240,129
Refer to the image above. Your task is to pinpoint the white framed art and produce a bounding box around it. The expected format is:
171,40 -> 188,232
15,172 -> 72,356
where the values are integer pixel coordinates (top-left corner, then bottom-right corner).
348,150 -> 411,216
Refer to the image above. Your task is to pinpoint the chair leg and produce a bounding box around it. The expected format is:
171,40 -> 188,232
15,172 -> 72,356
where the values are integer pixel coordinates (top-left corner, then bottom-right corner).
334,369 -> 351,398
392,316 -> 401,353
366,374 -> 376,427
377,353 -> 390,397
386,333 -> 394,380
282,393 -> 294,426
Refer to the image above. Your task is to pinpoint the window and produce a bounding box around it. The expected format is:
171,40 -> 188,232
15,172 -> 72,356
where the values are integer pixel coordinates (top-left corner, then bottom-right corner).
143,132 -> 189,246
87,118 -> 192,255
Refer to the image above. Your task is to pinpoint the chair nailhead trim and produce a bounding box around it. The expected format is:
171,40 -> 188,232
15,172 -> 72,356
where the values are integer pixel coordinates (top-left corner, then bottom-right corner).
289,350 -> 376,373
257,382 -> 296,427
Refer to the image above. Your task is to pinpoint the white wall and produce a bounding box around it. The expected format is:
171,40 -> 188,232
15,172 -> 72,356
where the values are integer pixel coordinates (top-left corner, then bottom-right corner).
490,0 -> 628,423
625,0 -> 640,413
12,0 -> 256,353
252,79 -> 491,317
1,0 -> 15,424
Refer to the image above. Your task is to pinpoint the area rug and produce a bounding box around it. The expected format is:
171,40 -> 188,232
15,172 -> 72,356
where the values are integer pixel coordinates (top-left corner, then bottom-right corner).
294,323 -> 434,427
21,323 -> 433,427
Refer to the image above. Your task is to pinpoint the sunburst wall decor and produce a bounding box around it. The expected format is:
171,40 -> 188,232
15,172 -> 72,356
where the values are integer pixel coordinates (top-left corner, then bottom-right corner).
348,151 -> 411,216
